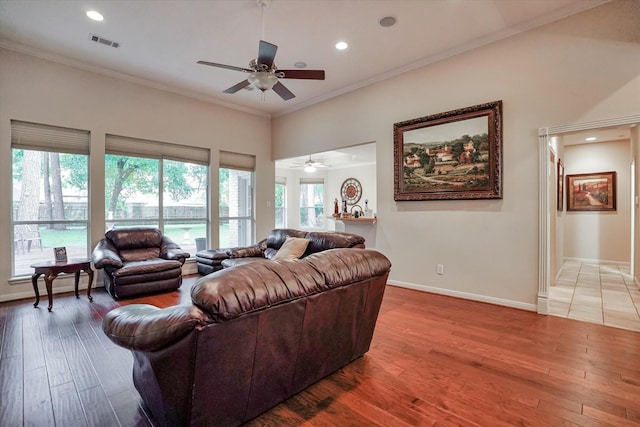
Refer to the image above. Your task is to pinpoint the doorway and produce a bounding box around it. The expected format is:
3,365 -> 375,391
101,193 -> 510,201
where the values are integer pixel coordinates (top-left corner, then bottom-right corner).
539,117 -> 640,331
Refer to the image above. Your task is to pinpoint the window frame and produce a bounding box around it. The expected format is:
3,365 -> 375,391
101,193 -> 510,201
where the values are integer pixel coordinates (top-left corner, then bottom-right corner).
104,134 -> 210,256
299,178 -> 325,230
10,120 -> 90,277
219,166 -> 255,248
275,177 -> 287,228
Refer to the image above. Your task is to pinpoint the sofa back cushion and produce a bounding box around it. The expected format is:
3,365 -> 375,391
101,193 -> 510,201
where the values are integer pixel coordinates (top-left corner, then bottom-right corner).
106,227 -> 163,261
191,248 -> 391,321
265,229 -> 366,258
304,231 -> 365,255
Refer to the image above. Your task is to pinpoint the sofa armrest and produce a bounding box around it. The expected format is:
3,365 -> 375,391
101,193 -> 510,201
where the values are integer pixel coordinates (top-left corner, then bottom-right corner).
102,304 -> 210,352
161,235 -> 190,264
92,239 -> 123,269
227,245 -> 264,259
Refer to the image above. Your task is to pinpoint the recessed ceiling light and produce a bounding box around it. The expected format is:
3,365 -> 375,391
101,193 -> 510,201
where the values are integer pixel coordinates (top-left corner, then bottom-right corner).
585,137 -> 597,141
294,62 -> 307,69
335,41 -> 348,50
379,16 -> 396,27
86,11 -> 104,21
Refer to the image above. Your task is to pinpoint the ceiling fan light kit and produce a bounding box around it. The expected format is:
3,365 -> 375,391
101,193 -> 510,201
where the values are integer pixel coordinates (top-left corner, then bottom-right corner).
196,0 -> 325,101
248,72 -> 278,91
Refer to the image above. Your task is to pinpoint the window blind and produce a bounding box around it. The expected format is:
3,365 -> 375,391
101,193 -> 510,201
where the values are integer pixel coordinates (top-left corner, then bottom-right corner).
275,176 -> 287,185
11,120 -> 90,154
106,134 -> 210,165
219,150 -> 255,171
299,177 -> 324,184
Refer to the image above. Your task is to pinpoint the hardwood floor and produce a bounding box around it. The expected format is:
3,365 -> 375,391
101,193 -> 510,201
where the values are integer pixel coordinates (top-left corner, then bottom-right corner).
1,276 -> 639,426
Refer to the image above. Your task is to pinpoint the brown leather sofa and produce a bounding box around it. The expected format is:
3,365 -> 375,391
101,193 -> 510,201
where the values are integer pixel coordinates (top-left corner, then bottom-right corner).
102,248 -> 391,427
195,228 -> 366,275
92,227 -> 190,299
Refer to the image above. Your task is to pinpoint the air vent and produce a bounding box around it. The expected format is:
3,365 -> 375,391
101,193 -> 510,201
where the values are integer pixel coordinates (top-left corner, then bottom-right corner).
89,33 -> 120,48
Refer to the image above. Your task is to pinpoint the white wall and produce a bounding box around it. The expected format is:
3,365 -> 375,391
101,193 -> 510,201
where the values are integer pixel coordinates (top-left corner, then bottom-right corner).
633,125 -> 640,287
0,48 -> 272,300
563,140 -> 631,262
272,1 -> 640,309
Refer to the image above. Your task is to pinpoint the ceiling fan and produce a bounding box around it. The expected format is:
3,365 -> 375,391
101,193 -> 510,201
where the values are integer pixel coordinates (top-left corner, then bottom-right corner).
296,156 -> 329,173
197,0 -> 325,101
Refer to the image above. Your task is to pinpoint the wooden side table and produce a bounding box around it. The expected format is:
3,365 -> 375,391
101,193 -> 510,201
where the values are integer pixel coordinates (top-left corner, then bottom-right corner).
30,258 -> 94,312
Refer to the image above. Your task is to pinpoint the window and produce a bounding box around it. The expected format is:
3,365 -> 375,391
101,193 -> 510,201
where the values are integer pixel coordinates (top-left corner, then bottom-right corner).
219,151 -> 255,248
299,178 -> 324,229
105,135 -> 209,256
11,121 -> 89,277
275,177 -> 286,228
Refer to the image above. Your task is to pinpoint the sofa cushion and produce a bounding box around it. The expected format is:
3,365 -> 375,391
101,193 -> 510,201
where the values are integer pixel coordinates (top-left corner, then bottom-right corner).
113,258 -> 183,277
273,237 -> 309,260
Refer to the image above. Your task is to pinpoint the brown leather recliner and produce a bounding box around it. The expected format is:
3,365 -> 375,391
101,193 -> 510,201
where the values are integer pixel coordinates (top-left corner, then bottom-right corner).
92,227 -> 190,299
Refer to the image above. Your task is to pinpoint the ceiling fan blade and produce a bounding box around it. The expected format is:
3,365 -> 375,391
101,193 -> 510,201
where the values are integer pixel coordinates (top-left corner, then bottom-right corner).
279,70 -> 325,80
258,40 -> 277,69
272,81 -> 295,101
197,60 -> 252,73
223,80 -> 251,94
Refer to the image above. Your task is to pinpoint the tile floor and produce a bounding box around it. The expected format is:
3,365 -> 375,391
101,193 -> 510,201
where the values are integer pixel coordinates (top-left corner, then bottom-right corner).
549,260 -> 640,332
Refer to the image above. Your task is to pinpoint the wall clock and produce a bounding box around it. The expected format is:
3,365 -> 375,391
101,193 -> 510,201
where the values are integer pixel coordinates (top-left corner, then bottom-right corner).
341,178 -> 362,205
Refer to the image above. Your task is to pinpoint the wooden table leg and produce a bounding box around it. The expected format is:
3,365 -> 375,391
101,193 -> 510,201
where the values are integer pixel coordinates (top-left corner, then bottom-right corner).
86,268 -> 94,302
31,272 -> 42,308
45,272 -> 56,312
74,270 -> 81,298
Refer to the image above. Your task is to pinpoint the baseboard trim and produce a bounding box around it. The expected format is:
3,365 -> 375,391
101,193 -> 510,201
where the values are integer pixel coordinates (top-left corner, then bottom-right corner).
563,257 -> 630,266
387,280 -> 537,312
2,262 -> 198,303
0,282 -> 100,303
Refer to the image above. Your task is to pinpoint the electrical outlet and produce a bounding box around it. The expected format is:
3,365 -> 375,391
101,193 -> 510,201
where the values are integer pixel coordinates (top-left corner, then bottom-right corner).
437,264 -> 444,275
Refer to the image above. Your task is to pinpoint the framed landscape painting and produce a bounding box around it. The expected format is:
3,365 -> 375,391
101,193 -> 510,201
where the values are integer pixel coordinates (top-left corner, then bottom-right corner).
393,100 -> 502,201
566,171 -> 616,212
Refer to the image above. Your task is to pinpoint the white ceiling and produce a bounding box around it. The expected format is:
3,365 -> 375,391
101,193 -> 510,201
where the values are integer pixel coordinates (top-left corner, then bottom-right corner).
276,142 -> 377,170
561,127 -> 632,146
0,0 -> 607,118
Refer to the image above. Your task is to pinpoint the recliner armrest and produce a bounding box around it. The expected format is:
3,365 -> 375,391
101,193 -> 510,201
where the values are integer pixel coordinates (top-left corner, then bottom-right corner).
102,304 -> 210,352
92,239 -> 123,269
160,235 -> 190,264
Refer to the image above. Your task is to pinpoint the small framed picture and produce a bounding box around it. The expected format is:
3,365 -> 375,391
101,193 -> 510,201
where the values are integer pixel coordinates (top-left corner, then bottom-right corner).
566,171 -> 616,212
54,247 -> 68,263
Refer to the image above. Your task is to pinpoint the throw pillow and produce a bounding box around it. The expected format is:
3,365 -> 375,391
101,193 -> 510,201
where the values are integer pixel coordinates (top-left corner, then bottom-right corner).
273,236 -> 309,260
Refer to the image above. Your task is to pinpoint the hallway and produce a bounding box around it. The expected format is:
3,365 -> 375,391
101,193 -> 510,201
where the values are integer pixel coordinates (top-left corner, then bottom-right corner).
549,260 -> 640,332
